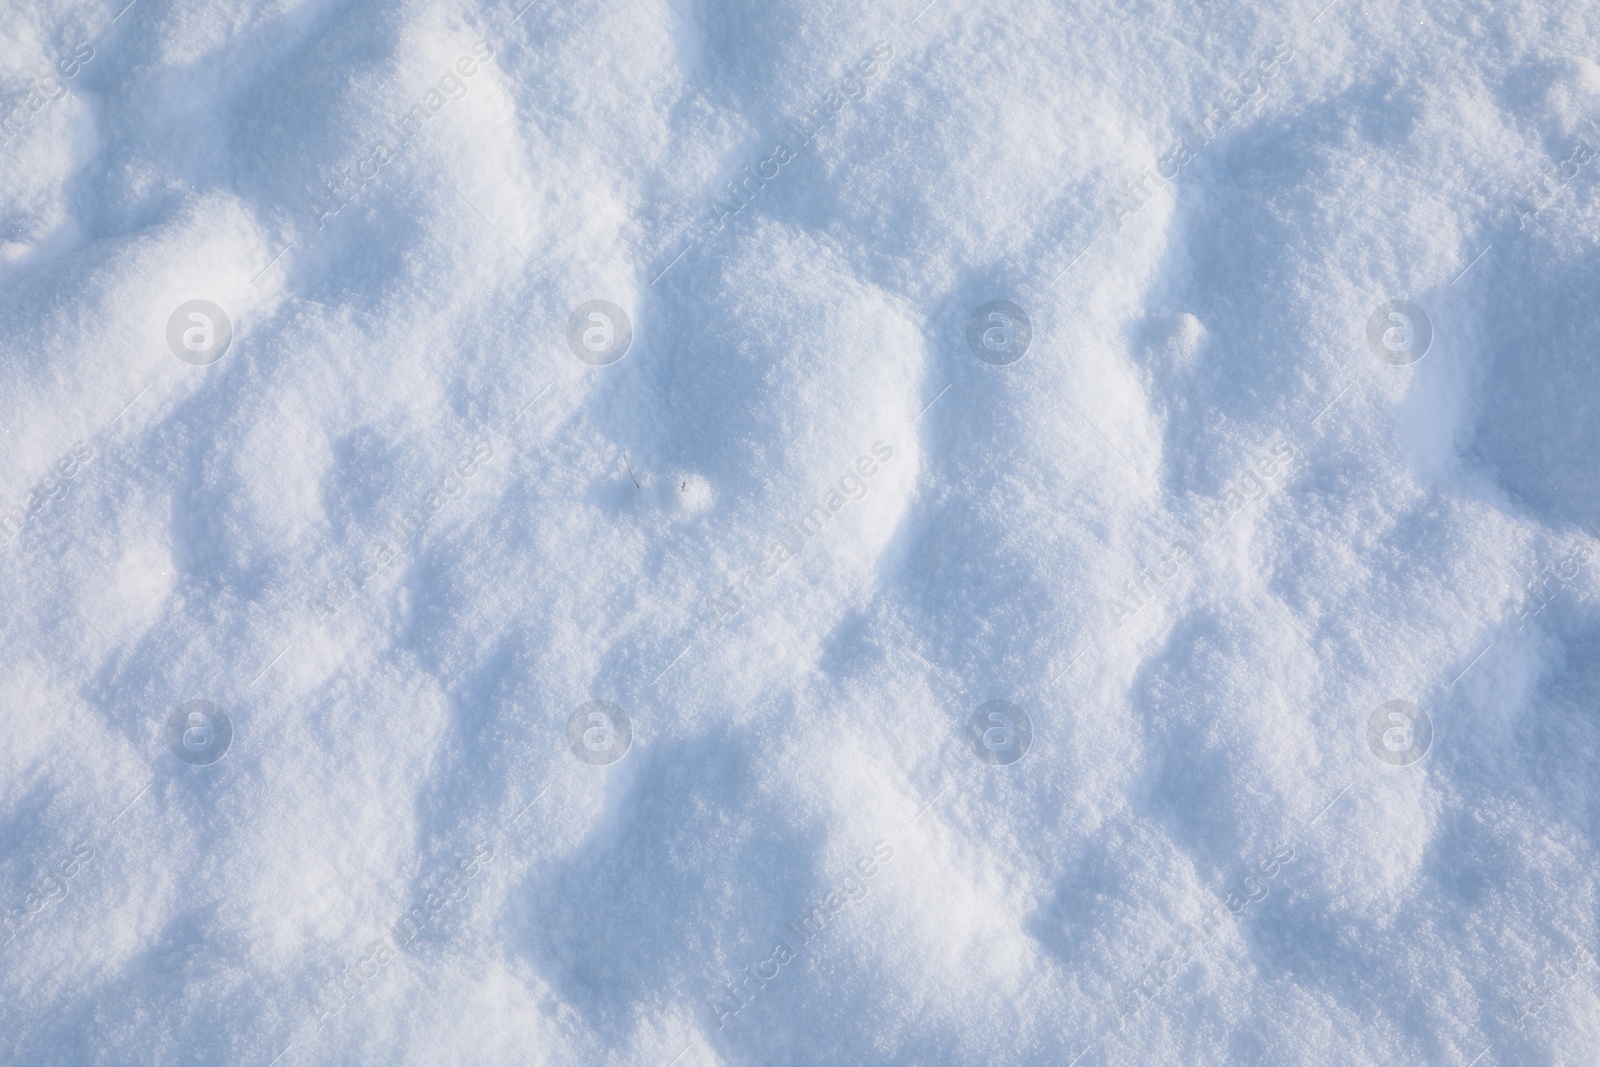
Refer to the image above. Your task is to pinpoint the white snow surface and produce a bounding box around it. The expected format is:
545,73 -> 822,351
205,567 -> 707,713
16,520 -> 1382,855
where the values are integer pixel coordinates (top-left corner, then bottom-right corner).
2,0 -> 1599,1063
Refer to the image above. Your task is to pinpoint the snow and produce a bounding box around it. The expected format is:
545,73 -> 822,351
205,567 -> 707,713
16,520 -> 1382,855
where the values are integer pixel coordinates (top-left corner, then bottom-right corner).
2,0 -> 1599,1063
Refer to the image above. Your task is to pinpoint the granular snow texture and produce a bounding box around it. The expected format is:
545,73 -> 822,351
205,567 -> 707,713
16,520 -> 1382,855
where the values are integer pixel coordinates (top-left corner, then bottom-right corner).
1,0 -> 1599,1064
